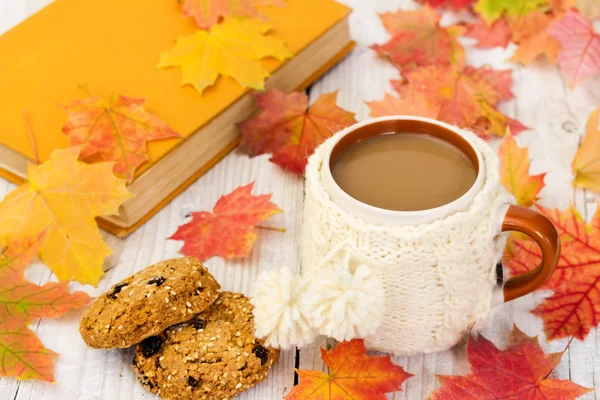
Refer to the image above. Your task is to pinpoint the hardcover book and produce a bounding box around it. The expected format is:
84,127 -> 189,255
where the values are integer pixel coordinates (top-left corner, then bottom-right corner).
0,0 -> 353,236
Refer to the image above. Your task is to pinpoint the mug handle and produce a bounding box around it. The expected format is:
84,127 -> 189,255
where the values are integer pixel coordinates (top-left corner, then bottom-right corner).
501,205 -> 561,302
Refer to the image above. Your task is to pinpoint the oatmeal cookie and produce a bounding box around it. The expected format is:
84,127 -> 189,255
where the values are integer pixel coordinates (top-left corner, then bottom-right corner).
80,257 -> 220,349
132,292 -> 280,400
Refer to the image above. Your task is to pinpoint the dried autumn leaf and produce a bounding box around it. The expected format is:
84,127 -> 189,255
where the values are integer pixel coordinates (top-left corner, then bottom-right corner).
239,89 -> 356,174
285,339 -> 412,400
182,0 -> 285,29
464,16 -> 512,48
548,0 -> 570,12
0,236 -> 91,382
395,65 -> 527,137
499,131 -> 546,206
429,326 -> 592,399
577,0 -> 600,19
0,147 -> 132,285
551,0 -> 600,19
62,95 -> 181,182
548,10 -> 600,89
169,182 -> 281,261
509,11 -> 561,65
475,0 -> 549,24
366,91 -> 440,119
0,234 -> 43,280
418,0 -> 475,10
548,0 -> 573,12
371,6 -> 466,72
505,205 -> 600,340
158,19 -> 292,94
1,279 -> 91,325
0,236 -> 91,326
572,108 -> 600,191
0,326 -> 58,382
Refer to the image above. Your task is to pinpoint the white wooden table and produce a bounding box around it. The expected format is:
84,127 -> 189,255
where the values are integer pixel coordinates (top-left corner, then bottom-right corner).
1,1 -> 599,399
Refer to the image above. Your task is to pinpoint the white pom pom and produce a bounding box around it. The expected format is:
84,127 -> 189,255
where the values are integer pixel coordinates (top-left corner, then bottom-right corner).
302,260 -> 384,342
251,268 -> 317,349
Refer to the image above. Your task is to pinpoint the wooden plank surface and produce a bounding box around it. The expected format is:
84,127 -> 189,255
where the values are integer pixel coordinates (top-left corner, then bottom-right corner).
1,0 -> 599,399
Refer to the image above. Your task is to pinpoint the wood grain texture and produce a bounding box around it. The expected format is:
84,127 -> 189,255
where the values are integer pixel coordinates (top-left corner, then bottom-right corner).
1,0 -> 599,399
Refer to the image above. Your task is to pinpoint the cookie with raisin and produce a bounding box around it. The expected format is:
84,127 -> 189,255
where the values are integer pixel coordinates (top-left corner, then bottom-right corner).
79,257 -> 220,349
132,292 -> 279,400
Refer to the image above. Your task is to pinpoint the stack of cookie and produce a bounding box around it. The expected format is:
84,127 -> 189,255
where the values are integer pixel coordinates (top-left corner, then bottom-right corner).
79,257 -> 280,400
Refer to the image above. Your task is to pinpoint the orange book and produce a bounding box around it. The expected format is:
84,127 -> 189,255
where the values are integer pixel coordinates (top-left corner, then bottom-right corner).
0,0 -> 353,236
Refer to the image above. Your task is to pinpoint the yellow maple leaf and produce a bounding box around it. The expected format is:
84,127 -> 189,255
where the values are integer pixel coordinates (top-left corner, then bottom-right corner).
158,19 -> 292,94
0,147 -> 131,285
498,131 -> 546,207
572,108 -> 600,192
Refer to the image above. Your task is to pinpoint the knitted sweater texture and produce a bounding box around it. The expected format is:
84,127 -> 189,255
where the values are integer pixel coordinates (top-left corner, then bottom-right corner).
301,129 -> 512,355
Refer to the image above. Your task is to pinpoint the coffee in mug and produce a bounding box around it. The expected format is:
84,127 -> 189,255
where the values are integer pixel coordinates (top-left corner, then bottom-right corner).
251,117 -> 561,357
331,133 -> 477,211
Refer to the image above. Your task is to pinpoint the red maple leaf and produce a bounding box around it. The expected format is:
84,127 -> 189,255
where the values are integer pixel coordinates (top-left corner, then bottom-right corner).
548,10 -> 600,89
464,16 -> 512,49
285,339 -> 412,399
392,65 -> 526,137
62,95 -> 181,181
239,89 -> 356,174
418,0 -> 475,11
371,6 -> 466,72
429,327 -> 592,399
182,0 -> 285,30
505,204 -> 600,341
169,182 -> 282,261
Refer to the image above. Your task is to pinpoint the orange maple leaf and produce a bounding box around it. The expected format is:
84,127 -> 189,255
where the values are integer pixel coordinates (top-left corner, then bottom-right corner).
509,11 -> 561,65
182,0 -> 285,29
0,234 -> 42,280
169,182 -> 282,261
62,95 -> 181,182
548,10 -> 600,89
464,16 -> 512,49
239,89 -> 357,174
0,236 -> 91,382
505,204 -> 600,340
394,65 -> 527,137
0,147 -> 132,285
572,108 -> 600,192
429,326 -> 592,399
285,339 -> 412,400
366,91 -> 440,119
549,0 -> 574,13
498,131 -> 546,207
371,6 -> 466,72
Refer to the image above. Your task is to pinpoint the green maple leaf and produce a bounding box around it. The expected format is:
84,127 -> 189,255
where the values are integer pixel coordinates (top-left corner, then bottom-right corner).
475,0 -> 548,24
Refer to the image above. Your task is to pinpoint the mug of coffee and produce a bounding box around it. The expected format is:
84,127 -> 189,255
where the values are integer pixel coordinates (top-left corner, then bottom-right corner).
251,116 -> 559,355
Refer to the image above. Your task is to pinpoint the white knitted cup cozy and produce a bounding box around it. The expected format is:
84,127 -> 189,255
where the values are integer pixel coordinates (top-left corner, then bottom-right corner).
252,127 -> 514,355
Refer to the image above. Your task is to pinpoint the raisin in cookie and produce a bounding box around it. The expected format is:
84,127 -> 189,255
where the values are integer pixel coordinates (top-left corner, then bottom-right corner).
132,292 -> 279,400
80,257 -> 220,349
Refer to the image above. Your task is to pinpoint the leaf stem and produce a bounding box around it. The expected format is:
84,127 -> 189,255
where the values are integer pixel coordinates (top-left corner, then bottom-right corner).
23,110 -> 40,165
255,225 -> 286,233
77,83 -> 93,97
